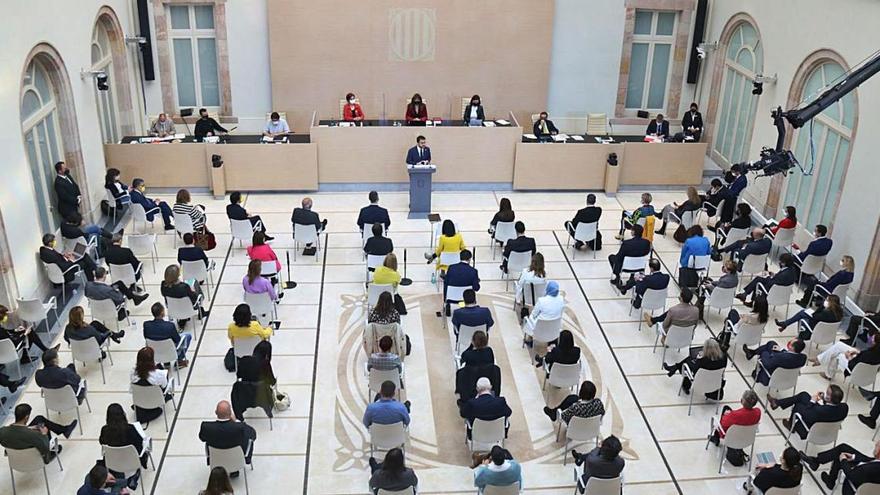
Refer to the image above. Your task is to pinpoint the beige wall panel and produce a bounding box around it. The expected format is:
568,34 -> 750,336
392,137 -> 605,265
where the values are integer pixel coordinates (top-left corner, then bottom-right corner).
103,143 -> 209,188
209,144 -> 318,191
512,143 -> 621,190
619,142 -> 707,186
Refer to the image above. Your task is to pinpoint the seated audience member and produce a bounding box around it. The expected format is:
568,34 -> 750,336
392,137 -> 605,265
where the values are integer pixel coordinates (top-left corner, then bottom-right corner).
199,467 -> 233,495
40,233 -> 97,282
130,178 -> 174,231
523,281 -> 565,345
161,264 -> 209,326
405,93 -> 428,125
149,112 -> 175,137
35,349 -> 86,404
814,326 -> 880,380
104,168 -> 130,208
748,447 -> 803,494
646,289 -> 699,331
373,254 -> 402,289
248,231 -> 281,277
500,221 -> 536,273
86,267 -> 147,317
768,384 -> 848,439
656,186 -> 703,235
0,304 -> 51,360
646,113 -> 670,138
227,191 -> 272,239
104,234 -> 144,281
463,94 -> 485,124
428,220 -> 466,271
663,338 -> 727,396
460,377 -> 512,436
357,191 -> 391,232
489,197 -> 515,241
532,111 -> 558,139
0,403 -> 75,464
291,197 -> 327,254
736,253 -> 797,306
228,304 -> 273,347
709,390 -> 761,446
60,212 -> 112,257
369,447 -> 418,495
343,93 -> 365,123
777,294 -> 843,339
237,340 -> 276,387
714,202 -> 753,247
703,179 -> 734,223
800,255 -> 855,309
543,380 -> 604,424
682,102 -> 704,141
99,403 -> 149,469
193,108 -> 228,141
177,232 -> 210,268
745,337 -> 807,386
474,446 -> 522,490
363,381 -> 410,427
368,336 -> 402,373
65,305 -> 122,345
727,296 -> 769,331
679,225 -> 712,272
243,260 -> 279,302
444,250 -> 480,304
720,227 -> 772,266
766,205 -> 797,238
172,188 -> 207,232
364,223 -> 394,258
263,111 -> 290,137
538,329 -> 580,369
695,260 -> 738,319
199,400 -> 258,471
452,289 -> 494,338
131,346 -> 174,424
616,193 -> 656,239
571,435 -> 625,491
77,464 -> 129,495
143,302 -> 191,368
515,253 -> 547,304
800,441 -> 880,493
565,193 -> 602,250
460,331 -> 494,368
728,164 -> 748,199
369,292 -> 401,325
618,259 -> 670,308
609,224 -> 652,285
795,224 -> 832,264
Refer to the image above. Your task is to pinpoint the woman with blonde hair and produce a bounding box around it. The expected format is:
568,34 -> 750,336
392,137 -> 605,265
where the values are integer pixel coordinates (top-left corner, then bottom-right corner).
663,338 -> 727,396
515,252 -> 547,303
656,186 -> 703,235
372,253 -> 407,315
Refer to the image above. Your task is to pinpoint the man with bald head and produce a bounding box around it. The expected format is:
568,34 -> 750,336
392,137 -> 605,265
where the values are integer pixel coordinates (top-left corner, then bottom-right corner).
198,400 -> 257,475
718,227 -> 772,266
291,197 -> 328,255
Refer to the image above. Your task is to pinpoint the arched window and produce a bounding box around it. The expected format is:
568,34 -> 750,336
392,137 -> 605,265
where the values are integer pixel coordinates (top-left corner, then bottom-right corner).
782,61 -> 855,228
21,57 -> 65,234
92,16 -> 120,143
713,22 -> 762,166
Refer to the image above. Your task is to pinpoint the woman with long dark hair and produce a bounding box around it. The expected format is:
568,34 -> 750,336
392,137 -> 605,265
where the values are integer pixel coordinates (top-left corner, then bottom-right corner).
539,329 -> 580,369
460,330 -> 494,367
427,219 -> 465,271
242,259 -> 278,301
130,346 -> 173,423
63,305 -> 120,345
489,197 -> 515,240
543,379 -> 604,424
99,402 -> 149,468
368,291 -> 400,325
160,264 -> 209,325
748,447 -> 802,493
104,167 -> 129,207
766,205 -> 797,236
368,447 -> 418,494
405,93 -> 428,125
571,435 -> 625,489
199,467 -> 234,495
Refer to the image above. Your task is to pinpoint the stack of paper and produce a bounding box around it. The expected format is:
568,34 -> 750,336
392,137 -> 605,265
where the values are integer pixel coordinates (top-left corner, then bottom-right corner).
552,134 -> 569,142
482,121 -> 496,127
523,133 -> 537,140
495,119 -> 510,126
571,135 -> 585,142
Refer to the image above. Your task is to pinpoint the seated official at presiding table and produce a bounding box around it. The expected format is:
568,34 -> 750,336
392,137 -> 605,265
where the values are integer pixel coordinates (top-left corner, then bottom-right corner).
263,111 -> 291,138
646,113 -> 670,139
681,102 -> 703,141
533,111 -> 558,140
405,93 -> 428,126
463,95 -> 485,125
193,108 -> 227,141
406,135 -> 431,165
343,92 -> 365,124
150,112 -> 175,137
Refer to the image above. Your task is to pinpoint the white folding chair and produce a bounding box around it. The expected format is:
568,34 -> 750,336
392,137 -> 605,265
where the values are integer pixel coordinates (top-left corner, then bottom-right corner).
579,474 -> 621,495
71,337 -> 112,384
787,414 -> 842,454
568,221 -> 599,260
587,113 -> 608,135
181,260 -> 215,300
5,446 -> 63,495
436,252 -> 462,288
519,281 -> 546,308
129,202 -> 158,233
43,262 -> 84,305
369,422 -> 408,457
292,223 -> 321,261
89,296 -> 130,334
456,324 -> 487,354
243,292 -> 277,328
686,254 -> 712,285
653,323 -> 696,367
668,209 -> 698,231
61,235 -> 97,261
758,282 -> 794,319
108,262 -> 145,293
165,294 -> 203,331
718,226 -> 749,252
503,251 -> 533,290
707,417 -> 758,473
756,362 -> 801,399
843,362 -> 880,402
705,286 -> 737,320
127,234 -> 159,273
531,317 -> 563,348
377,488 -> 415,495
146,337 -> 186,382
367,284 -> 395,309
105,189 -> 128,225
771,228 -> 796,258
699,198 -> 725,224
208,443 -> 253,495
482,482 -> 521,495
851,482 -> 880,495
631,286 -> 668,331
445,285 -> 470,304
365,254 -> 386,283
172,212 -> 194,248
621,255 -> 650,277
680,364 -> 725,415
368,367 -> 403,398
103,444 -> 152,495
131,381 -> 176,432
0,339 -> 26,381
761,484 -> 801,494
798,254 -> 826,290
730,319 -> 765,360
233,336 -> 262,363
43,383 -> 90,435
558,415 -> 602,465
15,297 -> 58,334
815,282 -> 851,302
739,253 -> 770,288
231,219 -> 259,247
544,361 -> 581,393
491,221 -> 516,259
800,320 -> 839,353
363,322 -> 406,356
467,417 -> 506,453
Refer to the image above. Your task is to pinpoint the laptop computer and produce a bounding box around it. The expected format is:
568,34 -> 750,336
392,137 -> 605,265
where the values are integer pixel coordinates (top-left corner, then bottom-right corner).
72,242 -> 88,259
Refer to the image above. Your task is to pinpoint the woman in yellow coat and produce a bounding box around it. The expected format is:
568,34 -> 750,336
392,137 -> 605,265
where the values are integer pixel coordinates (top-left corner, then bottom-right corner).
228,303 -> 273,347
426,220 -> 466,271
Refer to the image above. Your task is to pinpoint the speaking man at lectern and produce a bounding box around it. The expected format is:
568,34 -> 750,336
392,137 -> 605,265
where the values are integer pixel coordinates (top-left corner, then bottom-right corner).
406,135 -> 432,165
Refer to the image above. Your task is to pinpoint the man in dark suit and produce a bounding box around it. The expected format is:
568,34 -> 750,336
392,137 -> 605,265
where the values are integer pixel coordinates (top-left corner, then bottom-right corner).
646,114 -> 670,139
405,135 -> 431,165
60,212 -> 112,258
702,179 -> 731,219
364,223 -> 393,258
0,403 -> 75,464
130,178 -> 174,231
728,164 -> 748,198
501,221 -> 536,273
193,108 -> 227,141
769,384 -> 848,440
143,302 -> 191,367
199,400 -> 257,471
533,111 -> 558,140
39,234 -> 97,282
744,339 -> 807,385
618,259 -> 669,307
445,250 -> 480,301
608,225 -> 652,285
85,267 -> 147,319
177,233 -> 210,268
801,440 -> 880,494
719,227 -> 772,264
459,377 -> 511,438
53,161 -> 81,219
565,194 -> 602,250
226,191 -> 272,240
451,290 -> 494,338
796,224 -> 833,263
291,197 -> 327,254
738,252 -> 797,305
35,349 -> 86,404
357,191 -> 391,232
681,102 -> 704,141
104,235 -> 144,286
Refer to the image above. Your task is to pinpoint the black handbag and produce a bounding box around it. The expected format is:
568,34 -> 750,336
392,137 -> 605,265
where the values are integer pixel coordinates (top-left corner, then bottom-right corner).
224,348 -> 236,372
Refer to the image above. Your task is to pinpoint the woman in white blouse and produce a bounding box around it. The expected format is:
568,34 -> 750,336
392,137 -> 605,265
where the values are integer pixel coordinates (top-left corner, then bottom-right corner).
515,252 -> 547,303
130,346 -> 173,424
523,280 -> 565,341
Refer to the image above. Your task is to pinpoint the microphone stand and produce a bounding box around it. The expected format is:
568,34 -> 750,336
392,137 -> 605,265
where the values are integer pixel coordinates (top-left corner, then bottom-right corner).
284,251 -> 297,289
400,248 -> 412,286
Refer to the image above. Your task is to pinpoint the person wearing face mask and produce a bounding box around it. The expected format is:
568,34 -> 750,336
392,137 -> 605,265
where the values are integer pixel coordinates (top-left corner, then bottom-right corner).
343,93 -> 365,124
463,95 -> 485,126
193,107 -> 228,141
799,255 -> 854,309
263,111 -> 291,138
39,233 -> 98,282
681,102 -> 703,141
532,111 -> 558,140
130,178 -> 174,231
0,305 -> 52,364
405,93 -> 428,126
775,294 -> 843,340
646,114 -> 670,139
813,327 -> 880,381
53,161 -> 82,219
150,112 -> 175,137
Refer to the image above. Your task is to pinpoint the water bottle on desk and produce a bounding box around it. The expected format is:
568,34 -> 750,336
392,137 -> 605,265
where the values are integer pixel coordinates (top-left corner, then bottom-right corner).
430,271 -> 436,285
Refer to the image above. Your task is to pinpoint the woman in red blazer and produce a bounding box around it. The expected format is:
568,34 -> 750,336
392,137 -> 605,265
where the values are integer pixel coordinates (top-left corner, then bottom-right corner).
767,205 -> 797,235
405,93 -> 428,126
709,389 -> 761,443
342,92 -> 365,123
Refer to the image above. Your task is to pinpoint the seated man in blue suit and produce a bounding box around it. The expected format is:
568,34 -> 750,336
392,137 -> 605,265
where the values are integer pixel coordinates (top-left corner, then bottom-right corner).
769,384 -> 848,440
737,252 -> 798,306
451,290 -> 494,338
177,233 -> 210,268
459,377 -> 511,438
143,302 -> 191,368
608,224 -> 652,285
795,224 -> 832,264
744,338 -> 807,386
357,191 -> 391,233
445,250 -> 480,299
617,259 -> 670,308
646,114 -> 670,139
405,135 -> 431,165
719,227 -> 772,265
130,178 -> 174,231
